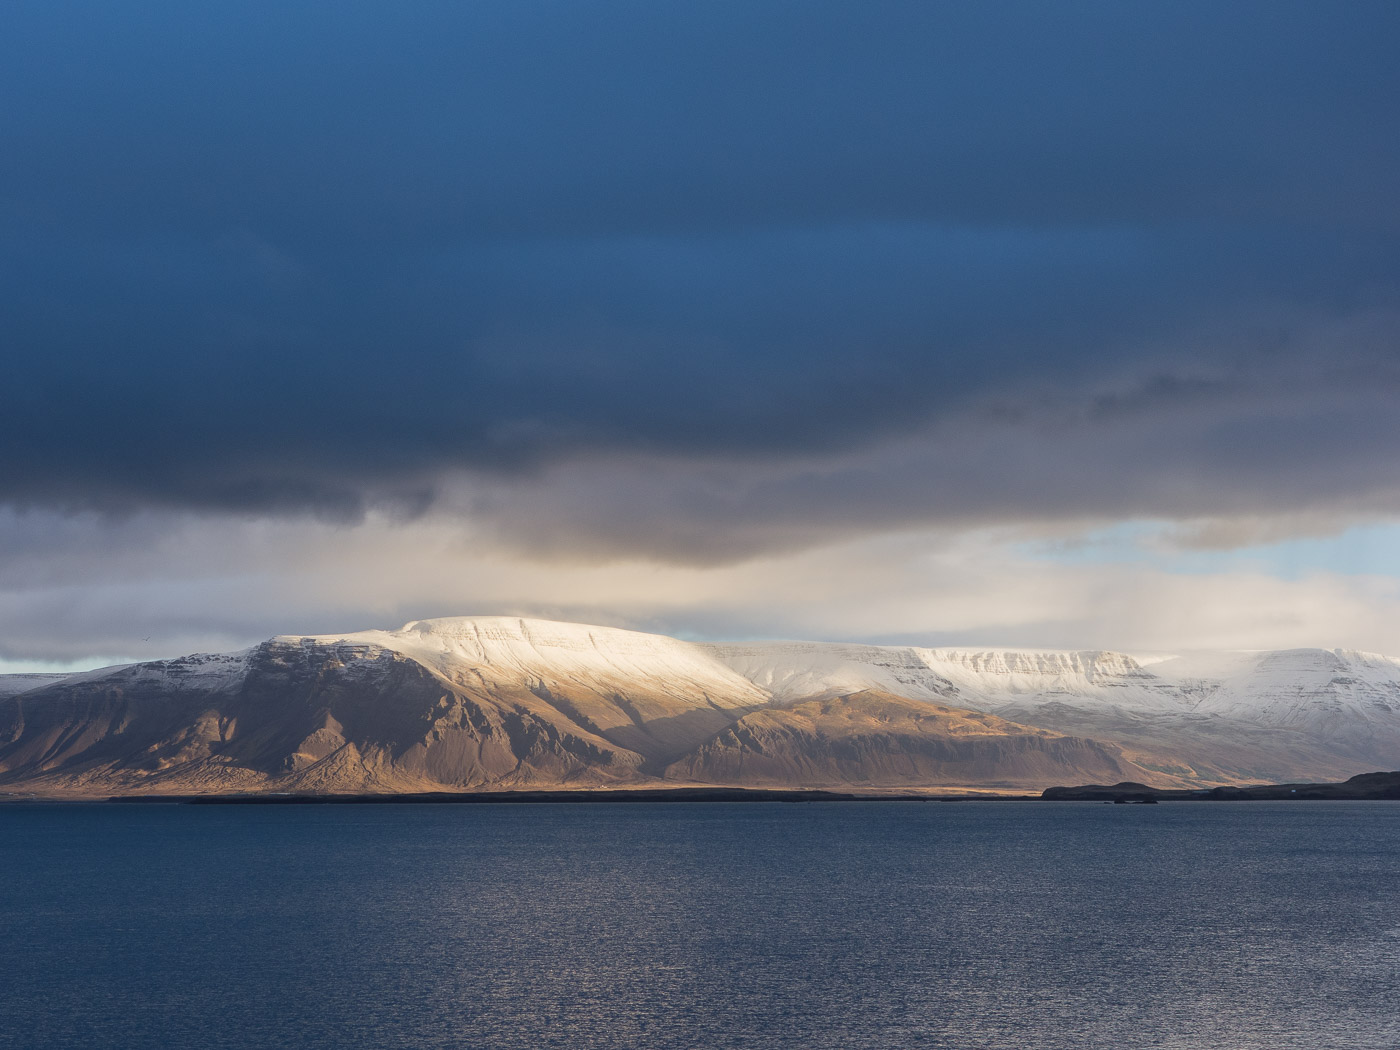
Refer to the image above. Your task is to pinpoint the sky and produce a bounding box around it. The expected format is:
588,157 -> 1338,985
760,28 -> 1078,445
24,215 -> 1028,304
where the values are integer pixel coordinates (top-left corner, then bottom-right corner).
3,1 -> 1400,669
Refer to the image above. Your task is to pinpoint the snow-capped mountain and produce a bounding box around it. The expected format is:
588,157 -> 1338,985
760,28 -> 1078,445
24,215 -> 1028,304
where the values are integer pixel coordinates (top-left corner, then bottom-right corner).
0,616 -> 1395,796
708,641 -> 1400,782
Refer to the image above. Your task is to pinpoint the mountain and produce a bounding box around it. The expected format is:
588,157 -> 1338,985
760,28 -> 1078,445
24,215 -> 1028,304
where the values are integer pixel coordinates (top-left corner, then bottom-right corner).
1,616 -> 1397,797
706,641 -> 1400,783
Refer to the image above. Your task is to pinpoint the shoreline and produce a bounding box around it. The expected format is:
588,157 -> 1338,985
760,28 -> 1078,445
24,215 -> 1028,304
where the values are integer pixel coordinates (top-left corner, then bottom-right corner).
1,787 -> 1034,806
0,772 -> 1395,805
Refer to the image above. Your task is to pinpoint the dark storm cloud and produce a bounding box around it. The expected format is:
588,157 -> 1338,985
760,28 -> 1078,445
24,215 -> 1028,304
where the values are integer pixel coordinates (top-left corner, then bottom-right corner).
2,1 -> 1398,538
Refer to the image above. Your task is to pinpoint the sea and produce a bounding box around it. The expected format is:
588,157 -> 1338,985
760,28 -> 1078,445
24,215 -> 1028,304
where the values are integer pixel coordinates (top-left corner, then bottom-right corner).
2,800 -> 1397,1050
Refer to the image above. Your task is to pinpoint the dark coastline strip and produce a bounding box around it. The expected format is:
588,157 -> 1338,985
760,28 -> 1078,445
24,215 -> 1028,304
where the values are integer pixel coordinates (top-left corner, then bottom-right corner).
163,770 -> 1399,804
3,772 -> 1396,805
170,788 -> 1020,805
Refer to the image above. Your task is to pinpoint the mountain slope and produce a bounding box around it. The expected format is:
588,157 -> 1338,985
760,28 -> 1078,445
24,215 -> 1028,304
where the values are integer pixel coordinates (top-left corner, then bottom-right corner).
664,690 -> 1154,788
0,638 -> 645,794
293,617 -> 768,770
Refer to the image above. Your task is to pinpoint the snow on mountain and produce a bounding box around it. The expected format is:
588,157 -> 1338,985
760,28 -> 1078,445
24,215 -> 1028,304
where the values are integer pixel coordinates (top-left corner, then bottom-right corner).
704,642 -> 962,704
0,673 -> 73,698
1181,648 -> 1400,740
63,650 -> 254,691
706,642 -> 1190,713
0,652 -> 251,698
289,616 -> 766,709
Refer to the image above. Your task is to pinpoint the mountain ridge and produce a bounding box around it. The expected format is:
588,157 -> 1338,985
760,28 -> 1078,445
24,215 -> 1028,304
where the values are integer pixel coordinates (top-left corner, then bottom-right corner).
2,615 -> 1398,797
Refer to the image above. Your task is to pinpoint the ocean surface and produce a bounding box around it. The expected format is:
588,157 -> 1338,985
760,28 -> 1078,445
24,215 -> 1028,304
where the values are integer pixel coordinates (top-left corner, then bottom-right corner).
2,800 -> 1398,1050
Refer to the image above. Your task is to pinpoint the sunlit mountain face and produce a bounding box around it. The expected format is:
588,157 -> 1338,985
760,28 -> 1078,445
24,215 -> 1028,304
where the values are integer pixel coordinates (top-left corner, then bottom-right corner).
2,4 -> 1399,673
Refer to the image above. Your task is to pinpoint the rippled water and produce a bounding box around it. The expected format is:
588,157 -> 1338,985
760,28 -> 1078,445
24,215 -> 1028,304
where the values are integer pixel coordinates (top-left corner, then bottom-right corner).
2,800 -> 1398,1050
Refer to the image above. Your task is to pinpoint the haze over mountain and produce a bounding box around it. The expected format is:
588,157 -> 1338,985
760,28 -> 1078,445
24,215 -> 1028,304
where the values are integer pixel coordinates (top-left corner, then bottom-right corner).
2,616 -> 1395,798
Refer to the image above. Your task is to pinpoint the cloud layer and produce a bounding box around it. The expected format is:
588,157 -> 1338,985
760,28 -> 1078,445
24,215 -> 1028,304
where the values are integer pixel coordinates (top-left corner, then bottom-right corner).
2,3 -> 1398,657
5,5 -> 1399,521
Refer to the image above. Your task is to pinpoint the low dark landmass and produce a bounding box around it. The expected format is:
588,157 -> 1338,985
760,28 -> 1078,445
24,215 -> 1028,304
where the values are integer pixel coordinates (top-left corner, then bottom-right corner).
4,775 -> 1397,806
1042,770 -> 1400,802
106,770 -> 1400,804
1040,782 -> 1177,802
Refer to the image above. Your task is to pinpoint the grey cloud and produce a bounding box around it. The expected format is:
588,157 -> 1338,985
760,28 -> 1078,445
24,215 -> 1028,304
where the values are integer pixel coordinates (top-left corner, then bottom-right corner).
0,1 -> 1397,554
455,308 -> 1400,563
